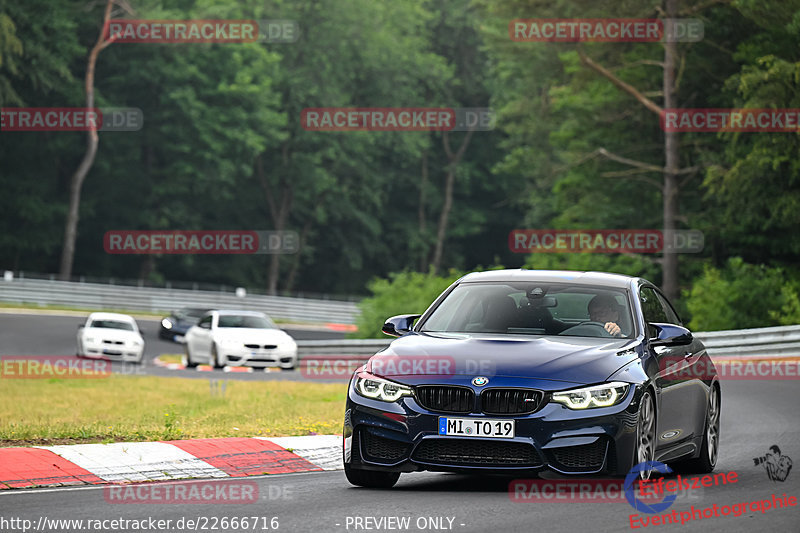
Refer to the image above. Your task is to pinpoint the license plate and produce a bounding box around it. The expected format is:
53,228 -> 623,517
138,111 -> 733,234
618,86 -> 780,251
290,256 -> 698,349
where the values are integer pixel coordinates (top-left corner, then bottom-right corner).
438,417 -> 515,438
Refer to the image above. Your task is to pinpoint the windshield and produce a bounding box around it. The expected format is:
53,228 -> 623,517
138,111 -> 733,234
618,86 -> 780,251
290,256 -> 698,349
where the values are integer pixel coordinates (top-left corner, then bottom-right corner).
89,320 -> 135,331
419,282 -> 634,339
216,315 -> 277,329
179,308 -> 211,319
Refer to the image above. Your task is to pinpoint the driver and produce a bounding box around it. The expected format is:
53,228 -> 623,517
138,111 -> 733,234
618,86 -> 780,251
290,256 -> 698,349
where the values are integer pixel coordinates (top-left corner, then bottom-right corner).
588,294 -> 625,337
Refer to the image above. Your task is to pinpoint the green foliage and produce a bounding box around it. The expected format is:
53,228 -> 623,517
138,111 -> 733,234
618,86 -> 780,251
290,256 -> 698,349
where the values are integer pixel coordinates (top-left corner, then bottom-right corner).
0,0 -> 798,315
351,269 -> 464,338
684,257 -> 799,331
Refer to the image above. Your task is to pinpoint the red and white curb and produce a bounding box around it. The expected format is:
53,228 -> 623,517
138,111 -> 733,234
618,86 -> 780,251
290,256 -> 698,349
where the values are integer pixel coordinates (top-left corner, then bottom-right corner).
152,356 -> 286,373
0,435 -> 342,490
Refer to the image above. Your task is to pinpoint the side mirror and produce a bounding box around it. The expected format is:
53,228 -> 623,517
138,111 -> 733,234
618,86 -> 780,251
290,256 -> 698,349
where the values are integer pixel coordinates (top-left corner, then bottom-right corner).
649,323 -> 693,346
199,322 -> 211,330
382,314 -> 422,337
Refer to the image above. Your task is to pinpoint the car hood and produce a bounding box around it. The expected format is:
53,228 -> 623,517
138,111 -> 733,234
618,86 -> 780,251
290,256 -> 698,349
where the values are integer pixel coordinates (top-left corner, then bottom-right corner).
214,328 -> 294,343
81,327 -> 142,342
366,332 -> 639,385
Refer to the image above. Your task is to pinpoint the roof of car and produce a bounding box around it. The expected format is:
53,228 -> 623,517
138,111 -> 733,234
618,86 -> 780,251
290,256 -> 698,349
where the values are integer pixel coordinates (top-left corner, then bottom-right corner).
458,269 -> 640,289
211,310 -> 268,316
87,312 -> 136,322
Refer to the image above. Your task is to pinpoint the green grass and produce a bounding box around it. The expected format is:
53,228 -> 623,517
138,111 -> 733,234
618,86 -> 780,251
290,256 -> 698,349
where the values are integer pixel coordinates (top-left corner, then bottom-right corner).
0,302 -> 166,319
156,354 -> 185,364
0,375 -> 346,447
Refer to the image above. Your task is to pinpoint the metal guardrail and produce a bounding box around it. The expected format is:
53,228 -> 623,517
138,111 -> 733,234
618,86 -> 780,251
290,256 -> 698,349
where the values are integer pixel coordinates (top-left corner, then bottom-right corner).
0,277 -> 360,325
296,324 -> 800,363
694,324 -> 800,358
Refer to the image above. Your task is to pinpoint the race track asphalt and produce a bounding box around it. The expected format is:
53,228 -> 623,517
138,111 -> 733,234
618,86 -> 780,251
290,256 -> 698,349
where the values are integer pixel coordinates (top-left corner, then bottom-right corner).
0,311 -> 346,381
1,312 -> 799,532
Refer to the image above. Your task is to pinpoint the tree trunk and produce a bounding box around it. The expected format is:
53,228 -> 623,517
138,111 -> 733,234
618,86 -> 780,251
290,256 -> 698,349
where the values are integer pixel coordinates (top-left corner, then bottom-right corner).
662,0 -> 680,301
256,149 -> 292,295
418,148 -> 429,271
431,130 -> 474,274
58,0 -> 116,280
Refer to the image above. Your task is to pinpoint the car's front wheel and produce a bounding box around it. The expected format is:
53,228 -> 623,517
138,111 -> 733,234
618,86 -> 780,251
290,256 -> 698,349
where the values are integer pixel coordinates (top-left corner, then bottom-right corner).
634,390 -> 657,480
211,344 -> 224,368
671,385 -> 720,474
344,463 -> 400,489
184,344 -> 197,368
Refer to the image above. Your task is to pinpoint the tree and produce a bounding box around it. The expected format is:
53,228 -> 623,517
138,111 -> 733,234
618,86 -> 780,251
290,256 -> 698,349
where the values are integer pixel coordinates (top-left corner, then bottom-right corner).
59,0 -> 125,280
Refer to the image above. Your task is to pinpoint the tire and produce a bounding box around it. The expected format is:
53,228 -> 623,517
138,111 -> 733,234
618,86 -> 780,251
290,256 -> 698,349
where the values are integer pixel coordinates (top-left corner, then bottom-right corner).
634,390 -> 657,480
670,386 -> 720,474
344,463 -> 400,489
211,344 -> 224,369
184,345 -> 197,368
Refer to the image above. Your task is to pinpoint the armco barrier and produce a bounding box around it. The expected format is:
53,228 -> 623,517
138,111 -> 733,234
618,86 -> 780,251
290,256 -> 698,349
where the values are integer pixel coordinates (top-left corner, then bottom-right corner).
0,277 -> 359,324
296,325 -> 800,366
693,324 -> 800,358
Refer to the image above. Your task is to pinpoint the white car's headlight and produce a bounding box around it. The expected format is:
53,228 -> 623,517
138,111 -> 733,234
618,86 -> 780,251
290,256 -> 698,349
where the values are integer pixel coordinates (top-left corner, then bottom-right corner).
130,339 -> 143,347
551,382 -> 630,410
161,318 -> 173,329
354,372 -> 413,402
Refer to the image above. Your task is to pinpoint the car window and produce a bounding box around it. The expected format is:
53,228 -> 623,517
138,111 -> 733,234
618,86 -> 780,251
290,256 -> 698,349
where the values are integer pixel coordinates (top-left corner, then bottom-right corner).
655,290 -> 682,325
182,308 -> 210,319
420,282 -> 634,338
89,319 -> 134,331
640,286 -> 671,324
217,315 -> 276,329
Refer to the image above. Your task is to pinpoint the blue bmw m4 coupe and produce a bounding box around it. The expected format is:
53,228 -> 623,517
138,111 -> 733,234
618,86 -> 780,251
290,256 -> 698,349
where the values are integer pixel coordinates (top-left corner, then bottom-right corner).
343,269 -> 720,488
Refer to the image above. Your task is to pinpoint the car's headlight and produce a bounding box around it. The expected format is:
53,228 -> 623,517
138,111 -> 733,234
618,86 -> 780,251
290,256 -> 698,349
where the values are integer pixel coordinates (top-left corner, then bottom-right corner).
551,382 -> 630,409
354,372 -> 413,402
84,337 -> 96,343
161,318 -> 173,329
130,339 -> 143,347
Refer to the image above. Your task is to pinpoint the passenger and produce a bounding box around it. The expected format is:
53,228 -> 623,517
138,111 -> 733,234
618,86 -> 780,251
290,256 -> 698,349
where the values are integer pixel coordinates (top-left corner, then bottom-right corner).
588,294 -> 625,337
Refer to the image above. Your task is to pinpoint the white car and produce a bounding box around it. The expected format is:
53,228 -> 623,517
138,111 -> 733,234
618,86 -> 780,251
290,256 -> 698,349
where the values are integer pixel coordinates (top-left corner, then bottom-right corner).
77,312 -> 145,363
184,310 -> 298,369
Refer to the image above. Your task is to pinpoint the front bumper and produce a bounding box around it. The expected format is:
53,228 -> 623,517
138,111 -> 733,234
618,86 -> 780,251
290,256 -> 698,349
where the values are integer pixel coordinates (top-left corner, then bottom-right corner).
344,376 -> 642,476
81,341 -> 143,362
218,345 -> 298,368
